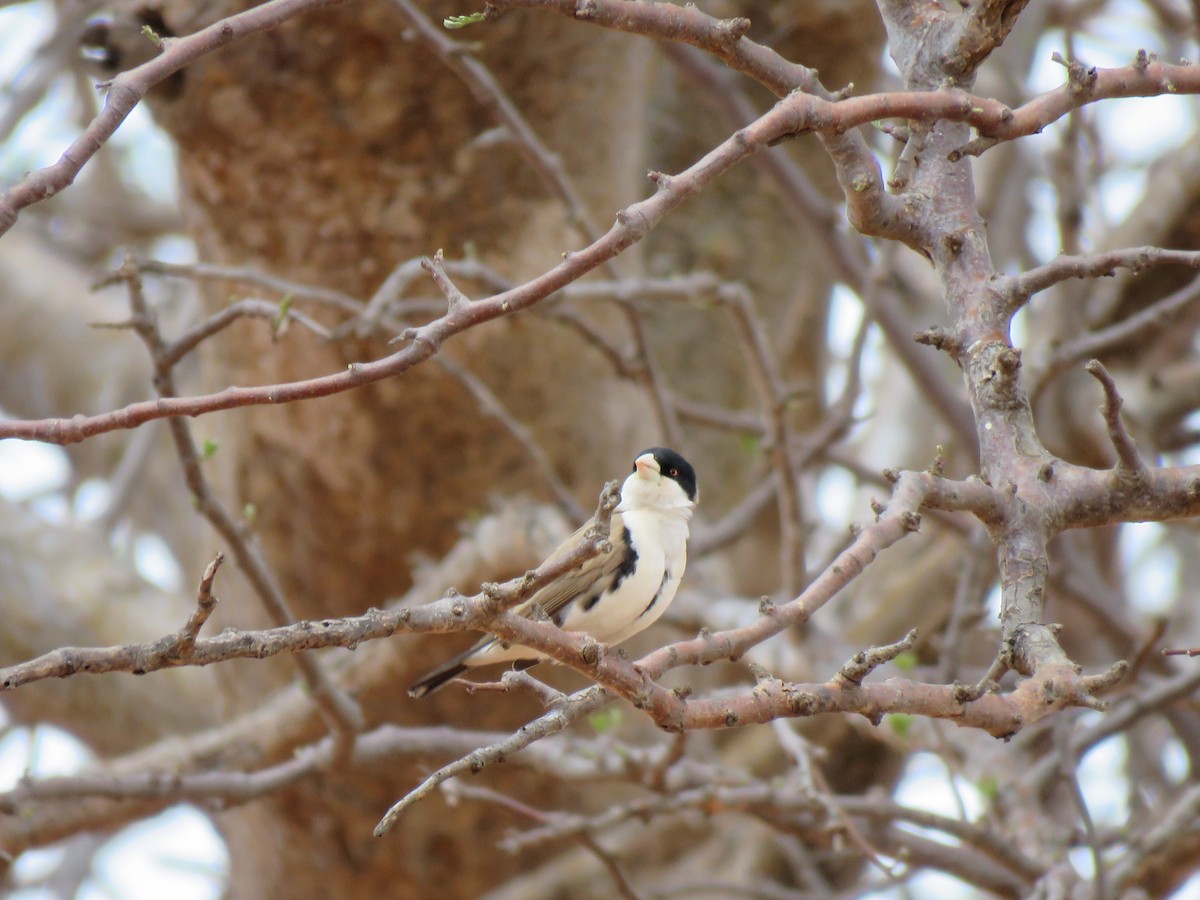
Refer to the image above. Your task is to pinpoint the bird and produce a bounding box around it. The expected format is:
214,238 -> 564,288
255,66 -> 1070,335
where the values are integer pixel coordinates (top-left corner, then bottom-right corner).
408,447 -> 698,698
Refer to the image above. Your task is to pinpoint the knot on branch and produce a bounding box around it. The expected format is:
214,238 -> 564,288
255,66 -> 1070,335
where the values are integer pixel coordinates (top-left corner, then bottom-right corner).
784,685 -> 821,717
715,16 -> 751,43
579,636 -> 605,667
942,232 -> 965,258
1052,51 -> 1098,95
835,629 -> 918,685
746,661 -> 778,684
614,206 -> 652,239
953,679 -> 999,704
647,169 -> 671,192
1002,620 -> 1073,679
971,341 -> 1026,411
913,326 -> 961,354
1078,659 -> 1129,701
995,346 -> 1021,375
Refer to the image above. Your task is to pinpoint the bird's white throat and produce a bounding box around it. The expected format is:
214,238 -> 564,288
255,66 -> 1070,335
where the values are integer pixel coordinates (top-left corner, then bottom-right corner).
615,470 -> 695,519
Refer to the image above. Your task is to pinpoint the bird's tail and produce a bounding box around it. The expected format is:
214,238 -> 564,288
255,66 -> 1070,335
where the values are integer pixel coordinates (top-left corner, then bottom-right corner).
408,642 -> 540,698
409,635 -> 495,699
407,658 -> 470,698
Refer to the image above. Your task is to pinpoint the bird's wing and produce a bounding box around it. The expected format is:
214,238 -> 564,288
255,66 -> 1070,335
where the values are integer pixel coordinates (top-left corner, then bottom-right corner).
518,511 -> 627,624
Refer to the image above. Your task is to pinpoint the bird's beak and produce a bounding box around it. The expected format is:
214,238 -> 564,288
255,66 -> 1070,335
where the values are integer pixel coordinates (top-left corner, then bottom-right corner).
634,453 -> 660,481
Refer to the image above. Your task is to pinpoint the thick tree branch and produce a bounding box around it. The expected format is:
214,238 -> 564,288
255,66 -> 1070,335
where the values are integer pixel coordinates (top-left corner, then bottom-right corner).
1,483 -> 618,691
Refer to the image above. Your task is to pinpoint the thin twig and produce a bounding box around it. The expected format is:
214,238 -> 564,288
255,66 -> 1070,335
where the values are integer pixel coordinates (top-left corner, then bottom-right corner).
463,669 -> 567,706
1055,719 -> 1109,900
1033,271 -> 1200,392
156,298 -> 331,367
99,258 -> 364,313
719,284 -> 807,593
446,782 -> 644,900
114,255 -> 365,738
1085,360 -> 1148,474
435,357 -> 587,522
374,685 -> 612,834
387,0 -> 604,244
835,629 -> 919,686
1006,247 -> 1200,309
172,553 -> 224,657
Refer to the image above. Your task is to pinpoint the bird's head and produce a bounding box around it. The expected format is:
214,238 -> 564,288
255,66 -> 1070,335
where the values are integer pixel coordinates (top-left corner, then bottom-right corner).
617,447 -> 698,515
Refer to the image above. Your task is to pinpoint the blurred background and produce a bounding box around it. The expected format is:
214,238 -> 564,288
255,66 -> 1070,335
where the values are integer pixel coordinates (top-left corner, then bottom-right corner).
3,0 -> 1200,896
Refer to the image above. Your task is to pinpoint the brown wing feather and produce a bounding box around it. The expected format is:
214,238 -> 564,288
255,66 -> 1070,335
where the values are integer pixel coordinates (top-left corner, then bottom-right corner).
516,511 -> 627,623
406,512 -> 626,698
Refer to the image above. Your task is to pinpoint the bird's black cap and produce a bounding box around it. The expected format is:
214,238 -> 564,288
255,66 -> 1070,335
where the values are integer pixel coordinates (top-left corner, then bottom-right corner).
638,447 -> 698,503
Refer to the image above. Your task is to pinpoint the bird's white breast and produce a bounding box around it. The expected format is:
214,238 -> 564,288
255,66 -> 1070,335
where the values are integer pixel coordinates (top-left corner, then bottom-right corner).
559,506 -> 689,645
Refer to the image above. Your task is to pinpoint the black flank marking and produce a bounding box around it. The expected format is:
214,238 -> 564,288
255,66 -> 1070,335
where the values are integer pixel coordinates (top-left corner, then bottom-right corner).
611,526 -> 638,590
580,591 -> 602,612
639,570 -> 671,618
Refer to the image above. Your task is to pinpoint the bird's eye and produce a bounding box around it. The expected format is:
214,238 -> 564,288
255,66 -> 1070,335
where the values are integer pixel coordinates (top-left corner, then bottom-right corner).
669,467 -> 678,477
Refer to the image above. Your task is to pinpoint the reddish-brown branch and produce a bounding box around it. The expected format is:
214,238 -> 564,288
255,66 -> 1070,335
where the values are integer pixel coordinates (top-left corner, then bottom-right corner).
0,484 -> 619,691
950,53 -> 1200,158
490,0 -> 821,98
494,1 -> 1200,160
7,19 -> 1197,449
0,98 -> 789,444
